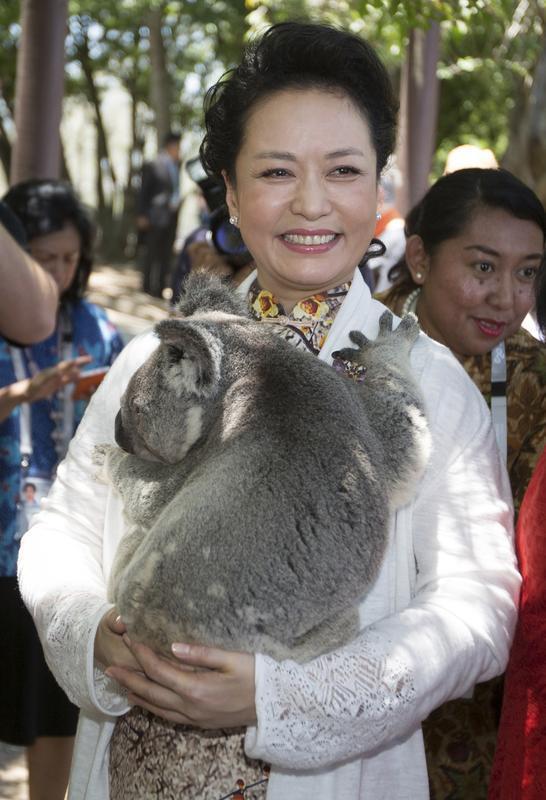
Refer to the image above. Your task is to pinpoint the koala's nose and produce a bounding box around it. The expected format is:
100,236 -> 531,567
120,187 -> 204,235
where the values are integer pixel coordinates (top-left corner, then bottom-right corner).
114,410 -> 134,454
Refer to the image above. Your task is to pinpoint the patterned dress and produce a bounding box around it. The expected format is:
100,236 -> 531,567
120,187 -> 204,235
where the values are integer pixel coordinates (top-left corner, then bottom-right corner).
378,285 -> 546,800
108,281 -> 352,800
0,298 -> 123,745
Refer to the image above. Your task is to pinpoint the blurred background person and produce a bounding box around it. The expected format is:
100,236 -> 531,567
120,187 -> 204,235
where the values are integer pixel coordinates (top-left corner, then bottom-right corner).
0,179 -> 124,800
378,166 -> 546,800
136,131 -> 182,298
370,164 -> 405,292
169,155 -> 256,303
444,143 -> 499,174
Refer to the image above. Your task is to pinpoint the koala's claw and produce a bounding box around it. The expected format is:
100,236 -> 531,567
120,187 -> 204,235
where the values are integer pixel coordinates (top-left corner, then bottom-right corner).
348,330 -> 368,348
93,443 -> 116,483
378,310 -> 394,335
92,443 -> 109,467
394,312 -> 420,344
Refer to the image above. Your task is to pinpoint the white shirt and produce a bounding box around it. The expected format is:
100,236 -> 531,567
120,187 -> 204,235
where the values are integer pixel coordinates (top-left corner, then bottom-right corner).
18,269 -> 519,800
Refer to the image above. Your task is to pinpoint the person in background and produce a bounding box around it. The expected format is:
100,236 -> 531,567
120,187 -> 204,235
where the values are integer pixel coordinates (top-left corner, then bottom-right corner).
18,23 -> 518,800
378,166 -> 546,799
137,131 -> 182,298
444,143 -> 499,174
488,263 -> 546,800
0,179 -> 124,800
0,203 -> 58,343
370,165 -> 405,292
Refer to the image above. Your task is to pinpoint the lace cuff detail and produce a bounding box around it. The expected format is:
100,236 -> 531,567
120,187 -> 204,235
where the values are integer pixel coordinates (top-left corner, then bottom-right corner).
245,627 -> 416,769
36,591 -> 129,716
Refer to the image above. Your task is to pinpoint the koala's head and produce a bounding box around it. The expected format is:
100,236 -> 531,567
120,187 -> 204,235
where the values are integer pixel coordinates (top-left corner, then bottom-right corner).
115,318 -> 226,464
176,271 -> 250,319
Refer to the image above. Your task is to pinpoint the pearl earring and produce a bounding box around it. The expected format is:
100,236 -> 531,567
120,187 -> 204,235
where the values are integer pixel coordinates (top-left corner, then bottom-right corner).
229,215 -> 239,226
415,271 -> 423,281
376,212 -> 382,221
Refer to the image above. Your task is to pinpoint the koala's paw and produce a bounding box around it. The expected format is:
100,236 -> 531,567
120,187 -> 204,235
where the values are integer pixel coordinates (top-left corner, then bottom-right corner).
334,311 -> 420,368
92,443 -> 116,483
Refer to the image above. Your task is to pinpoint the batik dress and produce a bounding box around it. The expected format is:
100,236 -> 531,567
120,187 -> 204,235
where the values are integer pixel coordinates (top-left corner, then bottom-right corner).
378,284 -> 546,800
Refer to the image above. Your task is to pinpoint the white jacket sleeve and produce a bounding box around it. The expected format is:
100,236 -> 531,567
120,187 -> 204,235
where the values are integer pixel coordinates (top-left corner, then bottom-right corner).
245,350 -> 520,769
17,332 -> 159,716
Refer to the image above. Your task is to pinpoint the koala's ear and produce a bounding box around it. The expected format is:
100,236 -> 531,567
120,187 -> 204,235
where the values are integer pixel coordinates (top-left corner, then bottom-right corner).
176,272 -> 250,318
155,319 -> 222,397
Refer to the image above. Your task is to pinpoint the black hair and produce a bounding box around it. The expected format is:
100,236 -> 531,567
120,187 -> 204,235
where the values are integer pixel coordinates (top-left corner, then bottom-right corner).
536,260 -> 546,337
388,168 -> 546,297
200,21 -> 398,182
2,179 -> 95,304
0,201 -> 27,247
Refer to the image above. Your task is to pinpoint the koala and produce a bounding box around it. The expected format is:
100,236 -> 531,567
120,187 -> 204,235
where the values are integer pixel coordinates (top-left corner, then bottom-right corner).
95,273 -> 431,661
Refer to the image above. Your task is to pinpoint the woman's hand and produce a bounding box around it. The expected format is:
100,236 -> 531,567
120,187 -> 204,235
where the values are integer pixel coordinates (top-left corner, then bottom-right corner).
94,608 -> 141,671
25,355 -> 92,403
0,355 -> 92,423
105,639 -> 257,729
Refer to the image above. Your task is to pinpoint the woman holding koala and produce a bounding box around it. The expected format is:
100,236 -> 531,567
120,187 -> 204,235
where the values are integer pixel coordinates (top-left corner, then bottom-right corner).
18,21 -> 519,800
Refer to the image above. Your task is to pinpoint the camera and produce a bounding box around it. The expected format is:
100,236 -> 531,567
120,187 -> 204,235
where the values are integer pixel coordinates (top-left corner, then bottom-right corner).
185,156 -> 252,268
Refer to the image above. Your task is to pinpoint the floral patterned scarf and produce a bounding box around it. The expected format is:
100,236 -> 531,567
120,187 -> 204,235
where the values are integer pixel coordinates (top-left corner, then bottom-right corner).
247,281 -> 350,354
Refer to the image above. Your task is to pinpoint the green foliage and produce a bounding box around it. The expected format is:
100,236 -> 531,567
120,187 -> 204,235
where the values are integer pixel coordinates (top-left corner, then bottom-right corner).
3,0 -> 544,246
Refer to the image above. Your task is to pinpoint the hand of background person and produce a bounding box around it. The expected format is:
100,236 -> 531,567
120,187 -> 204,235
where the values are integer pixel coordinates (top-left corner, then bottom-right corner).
105,638 -> 257,728
22,354 -> 92,404
0,354 -> 92,423
94,608 -> 142,672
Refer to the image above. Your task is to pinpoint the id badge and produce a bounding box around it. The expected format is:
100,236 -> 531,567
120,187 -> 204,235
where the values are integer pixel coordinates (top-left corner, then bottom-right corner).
15,476 -> 53,541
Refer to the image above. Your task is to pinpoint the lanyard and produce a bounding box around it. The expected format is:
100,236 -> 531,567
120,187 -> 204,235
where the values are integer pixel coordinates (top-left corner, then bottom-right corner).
9,310 -> 75,465
490,341 -> 507,463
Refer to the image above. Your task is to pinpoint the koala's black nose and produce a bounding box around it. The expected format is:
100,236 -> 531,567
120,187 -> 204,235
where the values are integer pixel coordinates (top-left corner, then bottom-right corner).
115,410 -> 133,454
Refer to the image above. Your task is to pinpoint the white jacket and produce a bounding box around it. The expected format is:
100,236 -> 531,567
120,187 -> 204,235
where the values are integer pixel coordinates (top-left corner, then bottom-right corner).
18,270 -> 520,800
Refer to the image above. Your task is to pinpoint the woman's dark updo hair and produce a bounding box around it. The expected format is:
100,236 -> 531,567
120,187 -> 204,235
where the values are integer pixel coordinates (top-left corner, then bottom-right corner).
388,168 -> 546,297
2,179 -> 95,304
200,21 -> 398,182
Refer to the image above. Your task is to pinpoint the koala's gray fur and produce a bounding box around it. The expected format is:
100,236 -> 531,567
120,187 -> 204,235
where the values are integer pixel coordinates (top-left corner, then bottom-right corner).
95,273 -> 431,661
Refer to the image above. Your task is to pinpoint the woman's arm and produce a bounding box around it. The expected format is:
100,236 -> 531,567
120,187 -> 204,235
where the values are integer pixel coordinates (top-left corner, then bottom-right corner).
242,360 -> 519,769
0,223 -> 59,343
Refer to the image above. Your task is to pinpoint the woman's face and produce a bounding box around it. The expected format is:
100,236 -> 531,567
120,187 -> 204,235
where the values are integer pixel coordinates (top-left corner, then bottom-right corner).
224,88 -> 378,306
412,206 -> 544,358
28,223 -> 81,294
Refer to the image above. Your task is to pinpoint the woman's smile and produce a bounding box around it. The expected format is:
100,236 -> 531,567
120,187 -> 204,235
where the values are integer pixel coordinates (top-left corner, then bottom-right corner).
280,229 -> 340,252
472,317 -> 507,338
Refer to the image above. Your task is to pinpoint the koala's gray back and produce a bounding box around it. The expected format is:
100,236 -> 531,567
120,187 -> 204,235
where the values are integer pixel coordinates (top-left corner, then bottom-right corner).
112,274 -> 428,661
116,321 -> 390,659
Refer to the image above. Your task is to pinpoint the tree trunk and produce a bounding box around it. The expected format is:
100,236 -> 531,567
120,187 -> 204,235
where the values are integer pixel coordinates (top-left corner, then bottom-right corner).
119,77 -> 141,258
0,112 -> 12,183
11,0 -> 68,184
395,23 -> 440,215
502,34 -> 546,207
148,6 -> 172,149
74,22 -> 117,213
